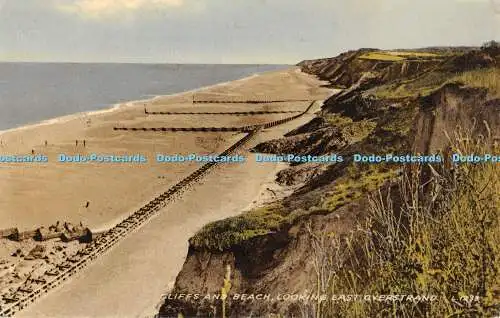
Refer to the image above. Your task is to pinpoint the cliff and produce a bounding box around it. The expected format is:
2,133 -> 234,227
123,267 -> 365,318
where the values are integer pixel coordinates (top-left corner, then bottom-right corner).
159,47 -> 500,317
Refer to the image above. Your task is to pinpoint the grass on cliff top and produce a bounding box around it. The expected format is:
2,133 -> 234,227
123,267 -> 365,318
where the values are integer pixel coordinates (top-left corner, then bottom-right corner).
370,70 -> 450,99
389,51 -> 441,57
189,204 -> 286,251
372,67 -> 500,100
359,51 -> 441,62
451,67 -> 500,98
359,52 -> 405,61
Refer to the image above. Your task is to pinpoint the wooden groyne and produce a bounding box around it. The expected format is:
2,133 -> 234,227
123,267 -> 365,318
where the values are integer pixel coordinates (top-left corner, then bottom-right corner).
116,101 -> 317,133
192,99 -> 312,104
0,131 -> 258,317
113,126 -> 256,132
144,110 -> 302,116
0,101 -> 317,317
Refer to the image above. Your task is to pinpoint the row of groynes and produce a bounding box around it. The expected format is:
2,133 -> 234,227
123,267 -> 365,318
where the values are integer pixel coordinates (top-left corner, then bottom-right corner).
144,110 -> 302,116
0,100 -> 317,317
192,99 -> 312,104
115,101 -> 316,132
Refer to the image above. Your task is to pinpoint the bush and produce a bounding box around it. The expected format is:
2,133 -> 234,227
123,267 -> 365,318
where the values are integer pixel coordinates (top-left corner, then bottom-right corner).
481,40 -> 500,56
307,123 -> 499,317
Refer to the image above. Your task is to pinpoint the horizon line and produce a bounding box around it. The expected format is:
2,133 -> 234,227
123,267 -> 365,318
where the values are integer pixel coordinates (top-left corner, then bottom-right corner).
0,60 -> 295,66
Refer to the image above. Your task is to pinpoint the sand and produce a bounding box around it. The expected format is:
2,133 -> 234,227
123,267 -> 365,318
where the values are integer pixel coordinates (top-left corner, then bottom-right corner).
0,67 -> 332,317
0,67 -> 325,230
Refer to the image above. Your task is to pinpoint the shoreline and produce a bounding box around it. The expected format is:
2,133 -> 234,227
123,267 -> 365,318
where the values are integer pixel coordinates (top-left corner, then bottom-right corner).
0,68 -> 293,138
2,66 -> 333,318
0,66 -> 316,232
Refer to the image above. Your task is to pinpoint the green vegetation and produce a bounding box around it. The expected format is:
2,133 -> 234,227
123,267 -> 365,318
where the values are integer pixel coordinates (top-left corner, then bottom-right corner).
190,61 -> 499,254
310,126 -> 500,317
359,52 -> 406,61
451,67 -> 500,98
373,66 -> 500,100
371,70 -> 450,99
191,165 -> 399,252
323,113 -> 355,127
359,51 -> 441,62
321,165 -> 396,211
191,114 -> 385,251
377,104 -> 418,137
189,204 -> 286,251
170,47 -> 500,318
324,114 -> 377,141
389,51 -> 440,58
372,83 -> 441,99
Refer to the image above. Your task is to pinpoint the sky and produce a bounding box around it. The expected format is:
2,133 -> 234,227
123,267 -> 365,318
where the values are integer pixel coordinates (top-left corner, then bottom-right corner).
0,0 -> 499,64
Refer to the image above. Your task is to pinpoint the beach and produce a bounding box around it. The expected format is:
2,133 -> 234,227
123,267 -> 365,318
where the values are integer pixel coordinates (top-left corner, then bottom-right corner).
0,67 -> 332,317
0,67 -> 323,230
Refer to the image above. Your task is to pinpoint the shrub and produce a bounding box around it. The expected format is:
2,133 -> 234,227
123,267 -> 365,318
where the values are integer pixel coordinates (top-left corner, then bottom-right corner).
308,123 -> 499,317
481,40 -> 500,56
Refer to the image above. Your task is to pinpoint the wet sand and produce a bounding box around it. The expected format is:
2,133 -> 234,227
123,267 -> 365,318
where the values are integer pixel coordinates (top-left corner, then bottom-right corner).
0,67 -> 332,317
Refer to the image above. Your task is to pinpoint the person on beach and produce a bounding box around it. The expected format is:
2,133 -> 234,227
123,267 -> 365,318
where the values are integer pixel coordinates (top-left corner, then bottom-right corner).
83,140 -> 86,147
85,201 -> 90,208
76,140 -> 79,147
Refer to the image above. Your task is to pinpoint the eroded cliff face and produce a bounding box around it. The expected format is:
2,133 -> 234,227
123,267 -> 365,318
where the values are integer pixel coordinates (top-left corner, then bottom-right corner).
413,84 -> 499,154
159,48 -> 500,317
160,203 -> 365,317
298,49 -> 442,90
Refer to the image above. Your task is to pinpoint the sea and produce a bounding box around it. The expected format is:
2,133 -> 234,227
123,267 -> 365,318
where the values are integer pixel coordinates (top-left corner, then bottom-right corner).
0,63 -> 289,131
